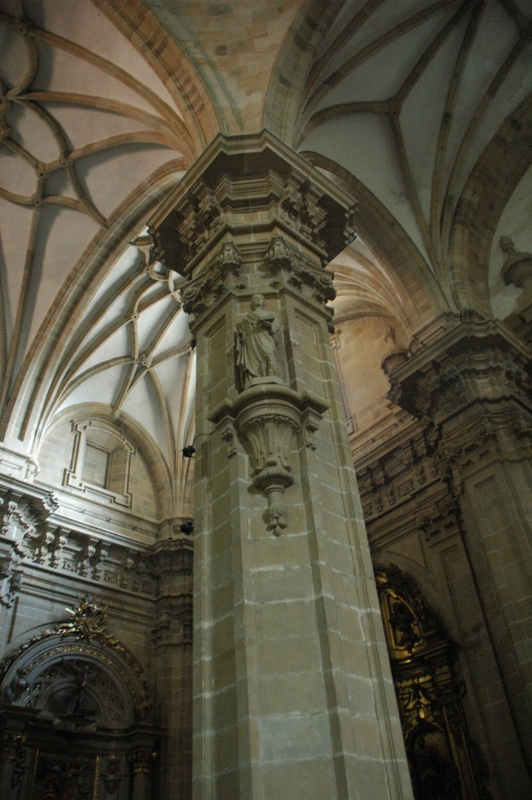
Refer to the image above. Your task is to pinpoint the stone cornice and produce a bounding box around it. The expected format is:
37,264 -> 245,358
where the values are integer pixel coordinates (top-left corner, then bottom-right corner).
148,130 -> 356,276
388,315 -> 532,425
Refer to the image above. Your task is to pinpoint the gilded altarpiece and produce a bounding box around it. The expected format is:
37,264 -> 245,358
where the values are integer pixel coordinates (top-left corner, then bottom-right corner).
375,566 -> 491,800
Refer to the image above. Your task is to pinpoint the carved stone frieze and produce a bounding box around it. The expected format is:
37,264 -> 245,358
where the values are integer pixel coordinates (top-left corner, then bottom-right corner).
209,384 -> 328,535
0,484 -> 157,597
356,429 -> 442,524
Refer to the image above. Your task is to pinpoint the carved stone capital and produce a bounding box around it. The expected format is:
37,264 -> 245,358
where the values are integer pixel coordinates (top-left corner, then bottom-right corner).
383,316 -> 532,480
386,315 -> 532,421
209,384 -> 328,535
148,131 -> 355,278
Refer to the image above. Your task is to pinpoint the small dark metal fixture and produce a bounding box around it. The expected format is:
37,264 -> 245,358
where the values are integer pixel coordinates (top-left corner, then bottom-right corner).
180,520 -> 194,535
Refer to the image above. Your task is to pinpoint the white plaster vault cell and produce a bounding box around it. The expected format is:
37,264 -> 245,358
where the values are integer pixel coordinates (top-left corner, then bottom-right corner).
0,0 -> 186,412
300,0 -> 532,282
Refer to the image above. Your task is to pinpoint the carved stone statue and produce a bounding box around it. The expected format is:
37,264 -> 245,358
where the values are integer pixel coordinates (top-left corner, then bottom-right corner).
235,294 -> 281,389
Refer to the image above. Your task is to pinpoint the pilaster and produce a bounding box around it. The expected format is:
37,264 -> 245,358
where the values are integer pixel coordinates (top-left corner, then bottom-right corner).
151,537 -> 194,800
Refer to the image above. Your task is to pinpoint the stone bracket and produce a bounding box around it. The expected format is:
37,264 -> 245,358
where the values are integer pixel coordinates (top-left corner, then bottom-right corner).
209,383 -> 328,535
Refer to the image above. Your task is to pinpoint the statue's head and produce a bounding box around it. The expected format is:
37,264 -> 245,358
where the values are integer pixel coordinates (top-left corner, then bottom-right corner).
250,294 -> 265,310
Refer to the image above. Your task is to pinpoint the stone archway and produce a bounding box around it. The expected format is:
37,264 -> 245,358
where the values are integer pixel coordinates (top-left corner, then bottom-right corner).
0,597 -> 162,800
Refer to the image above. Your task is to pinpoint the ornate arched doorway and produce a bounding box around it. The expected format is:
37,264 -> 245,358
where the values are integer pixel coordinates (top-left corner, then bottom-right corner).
0,598 -> 162,800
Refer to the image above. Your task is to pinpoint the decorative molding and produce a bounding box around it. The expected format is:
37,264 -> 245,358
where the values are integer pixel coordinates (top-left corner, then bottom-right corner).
64,420 -> 135,508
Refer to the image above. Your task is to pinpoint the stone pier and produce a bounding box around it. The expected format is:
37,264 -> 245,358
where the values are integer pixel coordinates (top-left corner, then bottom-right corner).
149,131 -> 413,800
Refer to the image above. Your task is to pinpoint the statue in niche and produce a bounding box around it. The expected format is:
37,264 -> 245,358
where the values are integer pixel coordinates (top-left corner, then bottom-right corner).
235,294 -> 281,389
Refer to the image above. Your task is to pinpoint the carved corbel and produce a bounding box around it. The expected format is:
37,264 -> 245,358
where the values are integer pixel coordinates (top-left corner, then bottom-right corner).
265,235 -> 294,273
209,384 -> 328,535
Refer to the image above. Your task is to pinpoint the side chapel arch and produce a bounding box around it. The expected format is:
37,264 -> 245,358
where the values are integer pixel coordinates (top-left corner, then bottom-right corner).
375,565 -> 491,800
0,597 -> 162,800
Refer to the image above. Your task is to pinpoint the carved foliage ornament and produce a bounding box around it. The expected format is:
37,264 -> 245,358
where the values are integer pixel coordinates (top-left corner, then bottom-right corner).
264,235 -> 336,306
209,383 -> 328,535
180,239 -> 242,317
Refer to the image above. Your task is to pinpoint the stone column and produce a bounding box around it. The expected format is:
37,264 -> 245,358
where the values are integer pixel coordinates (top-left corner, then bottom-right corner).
388,312 -> 532,790
151,537 -> 194,799
149,131 -> 413,800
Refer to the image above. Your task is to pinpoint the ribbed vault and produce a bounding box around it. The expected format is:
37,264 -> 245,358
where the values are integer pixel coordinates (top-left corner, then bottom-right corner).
0,0 -> 531,513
